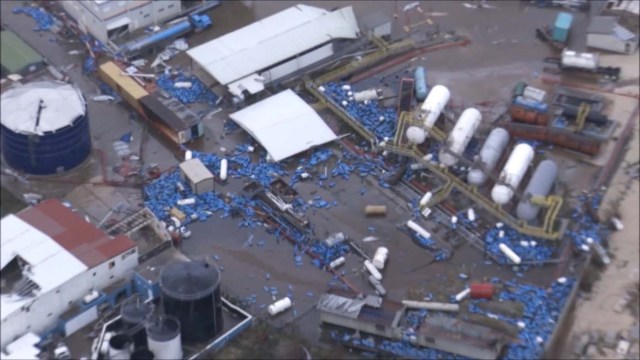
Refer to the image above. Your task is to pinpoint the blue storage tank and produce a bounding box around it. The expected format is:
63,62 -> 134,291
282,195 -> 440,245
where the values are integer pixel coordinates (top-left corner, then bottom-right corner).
414,66 -> 428,101
0,81 -> 91,175
513,96 -> 548,113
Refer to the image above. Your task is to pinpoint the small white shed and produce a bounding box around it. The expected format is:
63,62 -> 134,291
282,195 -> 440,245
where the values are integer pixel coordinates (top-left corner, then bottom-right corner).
587,16 -> 638,54
179,158 -> 215,195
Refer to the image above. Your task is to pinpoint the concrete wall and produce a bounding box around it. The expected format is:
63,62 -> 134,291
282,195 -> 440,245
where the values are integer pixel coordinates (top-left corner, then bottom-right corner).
60,0 -> 181,44
587,33 -> 638,54
0,248 -> 139,346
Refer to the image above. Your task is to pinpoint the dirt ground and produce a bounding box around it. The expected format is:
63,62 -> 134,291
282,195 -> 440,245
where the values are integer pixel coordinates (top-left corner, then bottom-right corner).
561,52 -> 640,359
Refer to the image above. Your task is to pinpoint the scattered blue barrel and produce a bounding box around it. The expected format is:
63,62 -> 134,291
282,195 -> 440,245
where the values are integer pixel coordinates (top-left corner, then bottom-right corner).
414,66 -> 428,101
513,96 -> 548,113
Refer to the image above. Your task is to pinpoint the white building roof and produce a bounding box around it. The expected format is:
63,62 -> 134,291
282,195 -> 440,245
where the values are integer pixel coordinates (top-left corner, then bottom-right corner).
1,215 -> 88,321
187,4 -> 359,85
229,89 -> 337,162
0,81 -> 86,136
179,158 -> 214,184
2,332 -> 41,360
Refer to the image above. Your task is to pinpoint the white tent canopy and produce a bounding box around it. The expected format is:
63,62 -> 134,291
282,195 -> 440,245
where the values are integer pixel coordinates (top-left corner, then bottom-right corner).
229,89 -> 337,162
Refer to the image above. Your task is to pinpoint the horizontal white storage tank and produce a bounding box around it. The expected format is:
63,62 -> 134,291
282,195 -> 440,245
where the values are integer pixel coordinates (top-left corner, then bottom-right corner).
467,128 -> 510,186
561,49 -> 598,70
418,85 -> 450,129
516,160 -> 558,221
439,108 -> 481,167
491,143 -> 535,205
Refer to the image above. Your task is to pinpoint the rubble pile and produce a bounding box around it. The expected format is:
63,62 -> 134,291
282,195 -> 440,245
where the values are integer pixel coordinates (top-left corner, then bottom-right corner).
484,226 -> 556,267
156,73 -> 219,106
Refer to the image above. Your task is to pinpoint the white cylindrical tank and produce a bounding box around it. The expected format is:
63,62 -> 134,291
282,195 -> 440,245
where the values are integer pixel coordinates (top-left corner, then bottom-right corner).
372,247 -> 389,270
268,297 -> 292,316
353,88 -> 382,102
454,288 -> 471,302
561,49 -> 598,70
176,198 -> 196,206
329,256 -> 346,269
467,128 -> 510,186
499,243 -> 522,264
99,332 -> 115,355
491,143 -> 535,205
220,158 -> 228,181
419,85 -> 450,129
407,220 -> 431,239
439,108 -> 482,167
516,160 -> 559,221
401,300 -> 460,312
406,126 -> 426,144
146,316 -> 182,360
467,208 -> 476,222
108,334 -> 133,360
364,260 -> 383,281
419,192 -> 433,207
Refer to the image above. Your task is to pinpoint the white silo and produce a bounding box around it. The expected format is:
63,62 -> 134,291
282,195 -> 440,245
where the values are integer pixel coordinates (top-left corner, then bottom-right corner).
417,85 -> 450,129
439,108 -> 482,167
467,128 -> 510,186
491,143 -> 535,205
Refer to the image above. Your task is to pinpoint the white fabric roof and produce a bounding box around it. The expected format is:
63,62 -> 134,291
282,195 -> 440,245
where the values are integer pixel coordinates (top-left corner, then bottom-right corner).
0,81 -> 86,136
1,215 -> 88,321
187,4 -> 359,85
229,89 -> 337,162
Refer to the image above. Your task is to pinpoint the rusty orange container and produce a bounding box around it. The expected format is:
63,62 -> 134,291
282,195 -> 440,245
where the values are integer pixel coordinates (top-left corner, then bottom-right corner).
470,283 -> 496,300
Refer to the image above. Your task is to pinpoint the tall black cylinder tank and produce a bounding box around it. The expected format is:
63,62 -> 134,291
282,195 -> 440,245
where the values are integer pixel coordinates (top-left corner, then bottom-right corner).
160,261 -> 223,342
121,297 -> 153,348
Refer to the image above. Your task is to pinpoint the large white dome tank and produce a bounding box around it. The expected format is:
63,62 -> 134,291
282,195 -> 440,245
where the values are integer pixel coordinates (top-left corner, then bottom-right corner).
467,128 -> 510,186
439,108 -> 481,167
418,85 -> 450,129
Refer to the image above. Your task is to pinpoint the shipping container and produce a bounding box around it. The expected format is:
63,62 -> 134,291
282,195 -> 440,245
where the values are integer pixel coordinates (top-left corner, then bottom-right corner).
513,96 -> 548,113
552,12 -> 573,43
509,105 -> 550,126
397,77 -> 415,115
503,122 -> 601,156
139,93 -> 204,145
98,61 -> 148,114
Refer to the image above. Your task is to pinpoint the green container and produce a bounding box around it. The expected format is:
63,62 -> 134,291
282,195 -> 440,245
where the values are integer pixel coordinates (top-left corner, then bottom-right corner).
513,81 -> 527,99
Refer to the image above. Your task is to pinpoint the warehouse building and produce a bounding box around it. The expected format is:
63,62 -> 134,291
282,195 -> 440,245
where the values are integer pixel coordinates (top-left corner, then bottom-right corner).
587,16 -> 638,54
600,0 -> 639,32
59,0 -> 182,45
0,200 -> 138,347
187,4 -> 360,97
0,30 -> 45,77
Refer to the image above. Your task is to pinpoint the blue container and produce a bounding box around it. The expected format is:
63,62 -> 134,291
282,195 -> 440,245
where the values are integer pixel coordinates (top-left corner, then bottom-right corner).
552,12 -> 573,43
414,66 -> 428,101
513,96 -> 548,113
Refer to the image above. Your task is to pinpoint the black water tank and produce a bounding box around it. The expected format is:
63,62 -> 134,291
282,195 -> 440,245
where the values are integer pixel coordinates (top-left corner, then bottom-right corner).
130,347 -> 154,360
121,297 -> 153,348
160,261 -> 223,342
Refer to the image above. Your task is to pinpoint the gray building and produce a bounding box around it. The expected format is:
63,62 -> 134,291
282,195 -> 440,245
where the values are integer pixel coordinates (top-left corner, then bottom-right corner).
600,0 -> 639,32
179,158 -> 215,195
59,0 -> 182,45
587,16 -> 638,54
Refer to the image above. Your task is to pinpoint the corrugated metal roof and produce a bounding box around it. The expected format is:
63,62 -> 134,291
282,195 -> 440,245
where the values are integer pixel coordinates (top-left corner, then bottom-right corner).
187,5 -> 359,85
98,61 -> 149,100
16,199 -> 136,269
317,293 -> 365,319
179,158 -> 214,184
0,31 -> 43,74
1,214 -> 88,320
613,23 -> 637,40
229,89 -> 337,162
0,81 -> 86,136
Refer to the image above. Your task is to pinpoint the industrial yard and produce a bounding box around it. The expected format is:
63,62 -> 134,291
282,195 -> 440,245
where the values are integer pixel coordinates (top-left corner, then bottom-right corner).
1,0 -> 638,360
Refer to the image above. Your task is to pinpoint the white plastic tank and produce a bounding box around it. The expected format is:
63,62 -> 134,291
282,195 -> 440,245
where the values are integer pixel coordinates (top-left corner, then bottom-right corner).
467,128 -> 510,185
364,260 -> 383,281
372,247 -> 389,270
146,316 -> 182,360
268,297 -> 292,316
353,89 -> 382,102
407,220 -> 431,239
220,159 -> 228,181
491,143 -> 535,205
108,334 -> 133,360
561,49 -> 598,70
406,126 -> 426,144
418,85 -> 450,129
516,160 -> 558,221
439,108 -> 482,167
